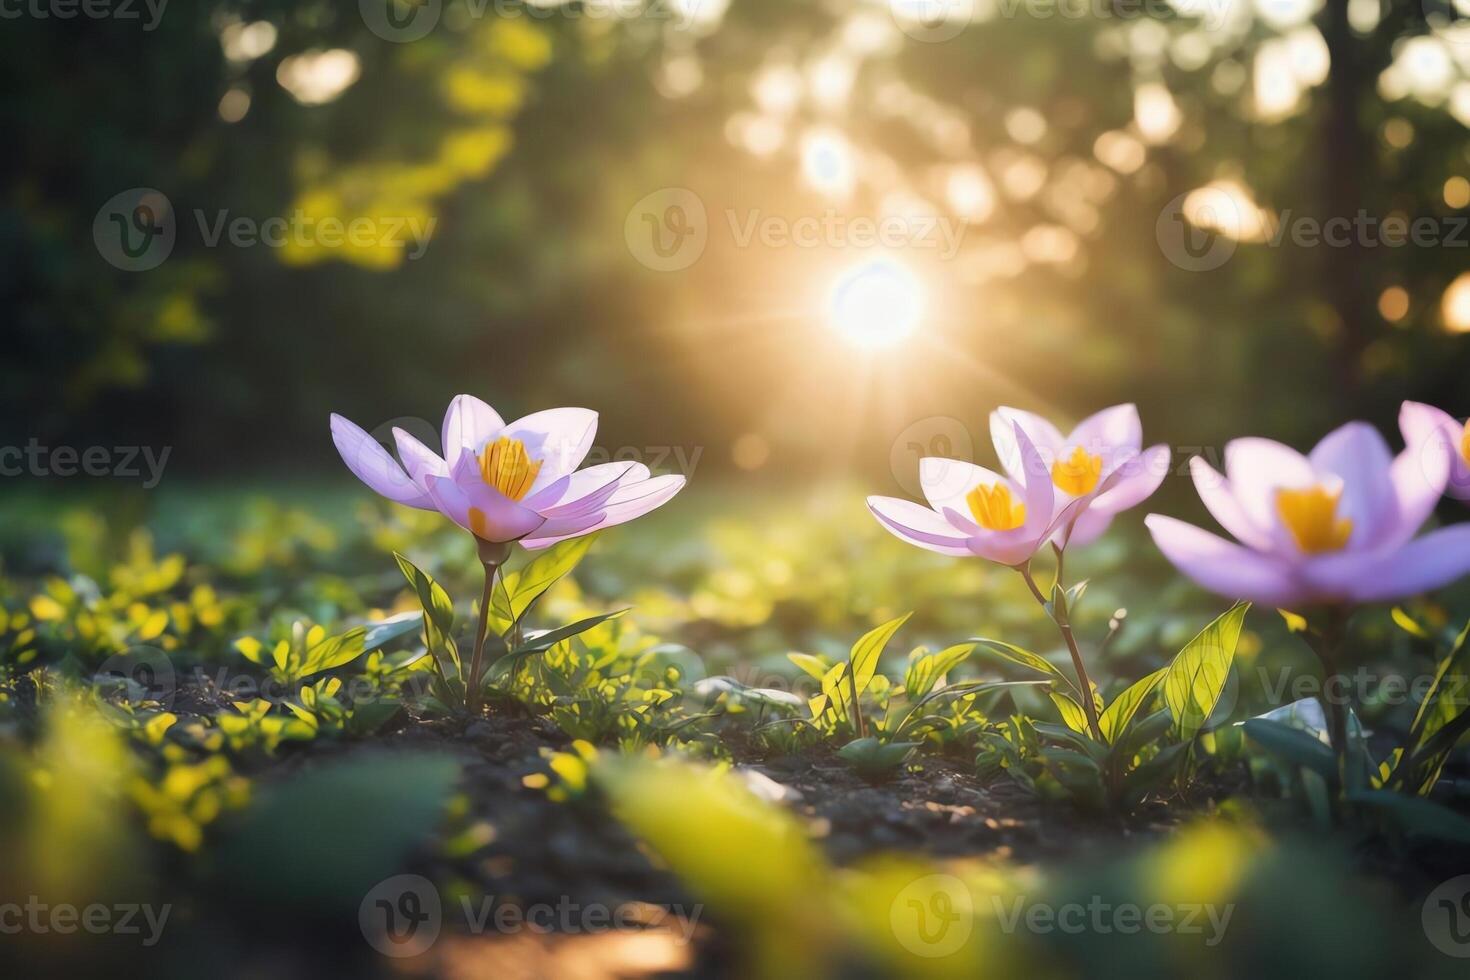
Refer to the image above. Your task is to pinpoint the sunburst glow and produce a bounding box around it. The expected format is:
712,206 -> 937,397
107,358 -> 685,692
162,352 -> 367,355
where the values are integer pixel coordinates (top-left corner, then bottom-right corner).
826,259 -> 924,350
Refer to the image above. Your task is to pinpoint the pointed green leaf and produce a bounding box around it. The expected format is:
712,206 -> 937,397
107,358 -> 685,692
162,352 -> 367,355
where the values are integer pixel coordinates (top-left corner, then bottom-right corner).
1099,667 -> 1168,745
849,613 -> 911,697
1164,602 -> 1248,740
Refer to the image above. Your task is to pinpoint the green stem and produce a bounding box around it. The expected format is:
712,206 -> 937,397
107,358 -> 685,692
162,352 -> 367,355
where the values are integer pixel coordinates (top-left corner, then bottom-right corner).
465,560 -> 500,713
1305,606 -> 1351,791
1020,560 -> 1104,743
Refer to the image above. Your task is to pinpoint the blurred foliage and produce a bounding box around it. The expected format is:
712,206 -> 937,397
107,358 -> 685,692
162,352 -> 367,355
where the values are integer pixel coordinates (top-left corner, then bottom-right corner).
4,1 -> 1470,484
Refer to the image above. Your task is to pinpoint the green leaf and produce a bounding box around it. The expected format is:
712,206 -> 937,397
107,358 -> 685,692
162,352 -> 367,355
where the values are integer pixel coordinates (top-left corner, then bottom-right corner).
300,627 -> 367,678
1164,602 -> 1249,740
848,613 -> 911,698
492,535 -> 597,625
1098,667 -> 1168,745
512,609 -> 628,656
838,736 -> 918,777
1393,618 -> 1470,794
903,644 -> 973,701
1050,691 -> 1091,735
1349,789 -> 1470,844
1241,718 -> 1336,779
360,613 -> 425,655
394,552 -> 459,673
787,653 -> 829,681
971,638 -> 1079,699
1390,606 -> 1431,640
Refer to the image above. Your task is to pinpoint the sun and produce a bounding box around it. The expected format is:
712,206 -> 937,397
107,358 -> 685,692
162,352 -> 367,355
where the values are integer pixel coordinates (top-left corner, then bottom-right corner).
826,259 -> 925,350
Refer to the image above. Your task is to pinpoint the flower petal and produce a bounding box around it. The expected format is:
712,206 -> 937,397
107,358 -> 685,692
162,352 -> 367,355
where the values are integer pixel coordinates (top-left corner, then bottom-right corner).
1013,423 -> 1057,539
431,453 -> 547,543
1188,456 -> 1273,550
1308,421 -> 1395,547
1067,402 -> 1142,463
527,461 -> 647,515
1304,525 -> 1470,603
1089,443 -> 1170,515
868,496 -> 974,557
330,414 -> 434,509
499,408 -> 599,492
919,457 -> 1013,520
393,427 -> 448,493
1374,404 -> 1455,550
1223,437 -> 1316,544
1146,514 -> 1302,606
522,475 -> 685,549
990,407 -> 1065,483
1400,400 -> 1470,501
442,395 -> 505,467
1062,508 -> 1116,548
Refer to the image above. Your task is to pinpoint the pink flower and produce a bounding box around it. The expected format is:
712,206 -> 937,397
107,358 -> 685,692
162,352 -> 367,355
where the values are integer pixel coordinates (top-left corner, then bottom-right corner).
989,403 -> 1171,547
330,395 -> 684,549
867,407 -> 1155,566
1146,404 -> 1470,607
1400,401 -> 1470,500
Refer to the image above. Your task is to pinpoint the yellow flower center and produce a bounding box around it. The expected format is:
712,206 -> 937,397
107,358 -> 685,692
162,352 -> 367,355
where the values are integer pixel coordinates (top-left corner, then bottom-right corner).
966,482 -> 1027,531
478,435 -> 542,502
1461,419 -> 1470,467
1051,446 -> 1103,496
1275,485 -> 1353,554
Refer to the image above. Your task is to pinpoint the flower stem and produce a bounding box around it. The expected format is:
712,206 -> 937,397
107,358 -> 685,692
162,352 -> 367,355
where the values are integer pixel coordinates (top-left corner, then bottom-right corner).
465,560 -> 501,713
1020,560 -> 1104,743
1304,606 -> 1351,790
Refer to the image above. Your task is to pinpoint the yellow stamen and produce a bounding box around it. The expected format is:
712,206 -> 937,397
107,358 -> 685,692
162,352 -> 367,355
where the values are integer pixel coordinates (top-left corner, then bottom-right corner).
1461,420 -> 1470,467
966,482 -> 1027,531
477,436 -> 542,501
1051,446 -> 1103,496
1275,485 -> 1353,554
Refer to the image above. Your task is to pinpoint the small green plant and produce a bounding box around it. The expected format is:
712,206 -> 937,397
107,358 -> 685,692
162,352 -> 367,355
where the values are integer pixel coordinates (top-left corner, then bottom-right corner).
395,537 -> 626,715
977,603 -> 1250,810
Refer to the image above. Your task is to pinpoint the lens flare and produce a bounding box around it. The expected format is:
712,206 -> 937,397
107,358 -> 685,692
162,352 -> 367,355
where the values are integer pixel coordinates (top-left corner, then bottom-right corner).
826,260 -> 924,350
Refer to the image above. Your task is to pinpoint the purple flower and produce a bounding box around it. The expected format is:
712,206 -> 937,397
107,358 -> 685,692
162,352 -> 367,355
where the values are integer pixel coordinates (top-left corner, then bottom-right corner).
331,395 -> 684,549
868,403 -> 1169,565
1146,404 -> 1470,607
